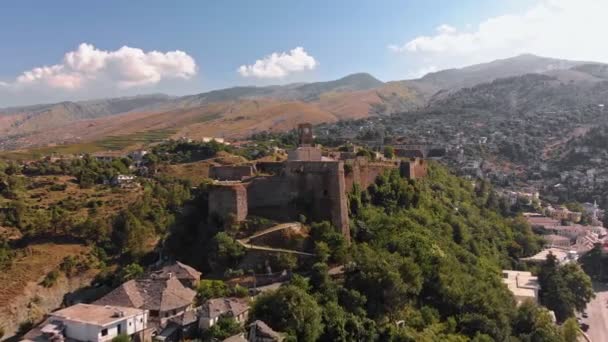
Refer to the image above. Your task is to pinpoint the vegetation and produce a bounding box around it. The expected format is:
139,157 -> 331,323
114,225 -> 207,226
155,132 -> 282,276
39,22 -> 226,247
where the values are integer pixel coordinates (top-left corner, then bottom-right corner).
246,164 -> 581,341
202,316 -> 243,341
538,253 -> 594,321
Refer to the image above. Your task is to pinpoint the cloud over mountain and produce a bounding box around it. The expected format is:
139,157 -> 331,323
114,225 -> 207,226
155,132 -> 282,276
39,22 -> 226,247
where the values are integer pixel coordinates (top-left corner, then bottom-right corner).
390,0 -> 608,74
238,47 -> 317,79
2,43 -> 197,91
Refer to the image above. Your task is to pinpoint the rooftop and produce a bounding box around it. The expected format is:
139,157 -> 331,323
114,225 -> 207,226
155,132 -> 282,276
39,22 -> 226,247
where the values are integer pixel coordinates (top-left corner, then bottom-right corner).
50,303 -> 145,326
201,297 -> 249,319
94,276 -> 196,312
502,270 -> 540,302
521,248 -> 576,263
150,261 -> 202,281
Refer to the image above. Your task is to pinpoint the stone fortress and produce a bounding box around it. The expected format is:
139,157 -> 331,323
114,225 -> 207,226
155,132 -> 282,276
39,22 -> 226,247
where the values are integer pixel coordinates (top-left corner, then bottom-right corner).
208,123 -> 428,241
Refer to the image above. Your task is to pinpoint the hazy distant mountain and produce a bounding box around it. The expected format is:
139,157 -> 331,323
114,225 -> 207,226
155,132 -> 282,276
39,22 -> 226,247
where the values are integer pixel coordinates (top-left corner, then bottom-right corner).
170,72 -> 385,108
410,54 -> 587,92
0,94 -> 172,135
4,54 -> 608,152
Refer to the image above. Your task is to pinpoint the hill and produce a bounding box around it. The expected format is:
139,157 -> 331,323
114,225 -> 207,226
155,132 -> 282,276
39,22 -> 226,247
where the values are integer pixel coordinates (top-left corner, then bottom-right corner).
3,54 -> 608,153
0,94 -> 172,136
404,54 -> 588,97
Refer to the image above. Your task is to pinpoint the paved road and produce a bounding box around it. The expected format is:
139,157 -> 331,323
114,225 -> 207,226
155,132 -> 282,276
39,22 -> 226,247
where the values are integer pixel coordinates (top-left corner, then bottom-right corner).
584,282 -> 608,342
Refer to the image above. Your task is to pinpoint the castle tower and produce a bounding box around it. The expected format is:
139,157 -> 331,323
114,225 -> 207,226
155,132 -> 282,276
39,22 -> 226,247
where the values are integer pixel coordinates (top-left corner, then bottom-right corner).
297,123 -> 314,147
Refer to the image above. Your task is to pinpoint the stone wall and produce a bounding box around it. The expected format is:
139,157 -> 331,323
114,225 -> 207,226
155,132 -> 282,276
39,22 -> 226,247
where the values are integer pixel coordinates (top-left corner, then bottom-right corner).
209,165 -> 255,181
206,157 -> 425,241
400,158 -> 428,179
344,158 -> 399,192
208,183 -> 248,223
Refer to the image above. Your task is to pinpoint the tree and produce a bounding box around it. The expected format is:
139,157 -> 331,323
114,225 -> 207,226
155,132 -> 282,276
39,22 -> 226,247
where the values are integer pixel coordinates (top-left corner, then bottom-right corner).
118,263 -> 144,283
204,316 -> 242,341
383,146 -> 395,159
561,317 -> 580,342
314,241 -> 330,264
208,232 -> 245,271
345,245 -> 422,318
275,253 -> 297,272
250,285 -> 323,342
539,254 -> 594,321
197,280 -> 230,304
512,300 -> 562,341
111,334 -> 130,342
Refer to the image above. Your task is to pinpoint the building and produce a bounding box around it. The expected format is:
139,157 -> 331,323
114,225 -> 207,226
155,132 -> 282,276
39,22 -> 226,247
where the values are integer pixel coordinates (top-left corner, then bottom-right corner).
199,297 -> 249,330
543,234 -> 572,248
148,261 -> 202,288
207,123 -> 428,241
112,174 -> 136,187
502,270 -> 540,305
94,276 -> 197,338
521,248 -> 578,264
25,304 -> 148,342
248,320 -> 284,342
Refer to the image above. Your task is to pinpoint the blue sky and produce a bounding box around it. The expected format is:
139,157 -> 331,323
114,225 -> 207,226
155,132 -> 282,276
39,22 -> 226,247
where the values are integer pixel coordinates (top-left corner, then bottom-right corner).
4,0 -> 605,106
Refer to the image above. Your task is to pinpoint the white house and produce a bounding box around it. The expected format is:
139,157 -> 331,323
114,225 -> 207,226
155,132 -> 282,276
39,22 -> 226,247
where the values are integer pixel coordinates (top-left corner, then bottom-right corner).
43,304 -> 148,341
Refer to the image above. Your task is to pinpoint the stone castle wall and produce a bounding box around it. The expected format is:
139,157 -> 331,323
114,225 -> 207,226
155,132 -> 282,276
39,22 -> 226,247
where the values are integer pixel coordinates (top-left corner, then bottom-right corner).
208,183 -> 248,223
400,158 -> 428,179
208,156 -> 425,241
210,165 -> 255,181
344,157 -> 399,192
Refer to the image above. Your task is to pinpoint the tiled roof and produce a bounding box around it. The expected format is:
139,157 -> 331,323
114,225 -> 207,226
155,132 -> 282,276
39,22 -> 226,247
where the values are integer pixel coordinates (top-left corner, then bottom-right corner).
201,297 -> 249,319
250,320 -> 284,340
94,277 -> 195,312
150,261 -> 202,281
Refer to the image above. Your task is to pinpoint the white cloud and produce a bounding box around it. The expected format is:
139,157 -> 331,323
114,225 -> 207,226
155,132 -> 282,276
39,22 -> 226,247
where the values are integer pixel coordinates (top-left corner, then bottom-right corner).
238,47 -> 317,79
390,0 -> 608,73
4,43 -> 197,91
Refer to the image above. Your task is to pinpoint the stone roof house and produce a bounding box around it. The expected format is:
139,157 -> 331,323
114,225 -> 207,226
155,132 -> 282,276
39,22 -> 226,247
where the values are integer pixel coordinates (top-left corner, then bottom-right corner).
94,276 -> 197,336
248,320 -> 285,342
149,261 -> 202,288
199,297 -> 250,330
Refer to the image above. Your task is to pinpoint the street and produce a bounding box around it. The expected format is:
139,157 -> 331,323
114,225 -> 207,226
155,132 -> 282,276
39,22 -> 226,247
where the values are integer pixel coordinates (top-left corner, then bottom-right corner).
584,282 -> 608,342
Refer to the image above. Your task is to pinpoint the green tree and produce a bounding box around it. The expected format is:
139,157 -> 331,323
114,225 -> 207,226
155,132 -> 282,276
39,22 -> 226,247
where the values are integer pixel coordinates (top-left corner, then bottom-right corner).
208,232 -> 245,271
539,254 -> 594,321
118,263 -> 144,283
204,316 -> 242,341
345,245 -> 422,318
111,334 -> 130,342
561,317 -> 580,342
383,146 -> 395,159
196,279 -> 230,304
250,285 -> 323,342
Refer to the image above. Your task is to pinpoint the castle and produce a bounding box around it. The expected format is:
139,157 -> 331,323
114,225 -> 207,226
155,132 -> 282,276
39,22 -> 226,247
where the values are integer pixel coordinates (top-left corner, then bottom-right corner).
207,123 -> 427,241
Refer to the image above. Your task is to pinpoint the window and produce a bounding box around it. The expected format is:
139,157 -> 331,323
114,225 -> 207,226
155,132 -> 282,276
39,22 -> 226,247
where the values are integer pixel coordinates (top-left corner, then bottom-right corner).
101,329 -> 108,336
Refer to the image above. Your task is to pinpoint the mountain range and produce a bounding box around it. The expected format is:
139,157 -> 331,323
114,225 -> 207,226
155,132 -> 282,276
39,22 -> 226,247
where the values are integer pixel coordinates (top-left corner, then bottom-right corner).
1,54 -> 607,152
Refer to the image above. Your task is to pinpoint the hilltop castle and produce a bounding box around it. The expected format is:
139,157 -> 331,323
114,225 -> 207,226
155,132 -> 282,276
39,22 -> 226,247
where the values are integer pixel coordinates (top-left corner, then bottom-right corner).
207,124 -> 427,241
